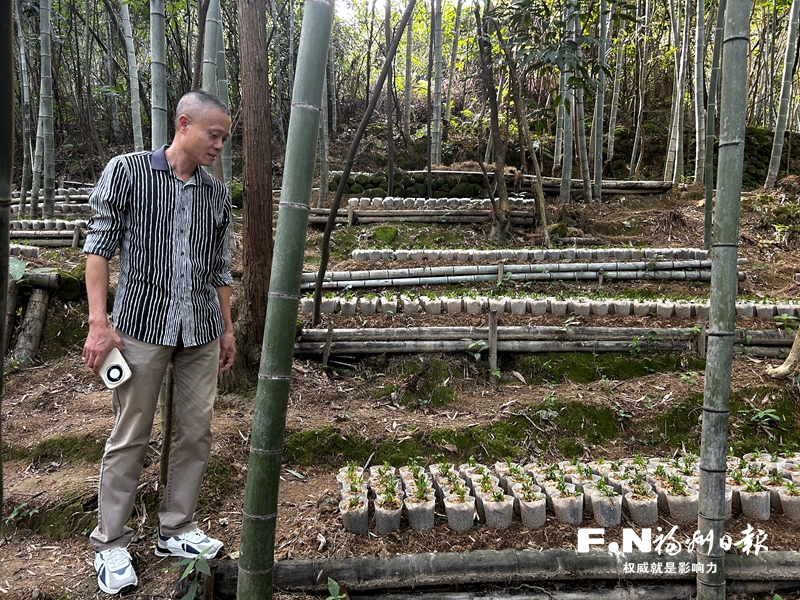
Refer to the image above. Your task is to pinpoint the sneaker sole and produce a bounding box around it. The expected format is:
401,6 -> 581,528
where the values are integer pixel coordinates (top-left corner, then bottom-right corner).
154,545 -> 222,559
97,577 -> 138,595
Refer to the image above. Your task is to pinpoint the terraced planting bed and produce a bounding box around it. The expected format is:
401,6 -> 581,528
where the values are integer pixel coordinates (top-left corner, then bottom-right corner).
4,188 -> 800,598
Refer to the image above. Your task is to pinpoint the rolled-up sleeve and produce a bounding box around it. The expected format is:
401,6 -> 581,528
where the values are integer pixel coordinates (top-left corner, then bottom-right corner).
83,156 -> 130,259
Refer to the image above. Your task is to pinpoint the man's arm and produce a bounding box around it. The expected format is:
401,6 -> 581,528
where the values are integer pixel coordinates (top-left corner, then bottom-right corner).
83,253 -> 123,375
216,285 -> 236,373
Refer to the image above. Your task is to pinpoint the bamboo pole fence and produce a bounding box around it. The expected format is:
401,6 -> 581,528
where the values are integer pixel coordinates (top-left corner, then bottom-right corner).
300,260 -> 746,290
294,325 -> 791,359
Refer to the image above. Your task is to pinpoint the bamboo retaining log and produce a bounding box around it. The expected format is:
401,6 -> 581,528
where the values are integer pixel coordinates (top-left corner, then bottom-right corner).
20,271 -> 61,290
9,287 -> 50,367
295,339 -> 692,354
298,325 -> 700,342
204,549 -> 800,596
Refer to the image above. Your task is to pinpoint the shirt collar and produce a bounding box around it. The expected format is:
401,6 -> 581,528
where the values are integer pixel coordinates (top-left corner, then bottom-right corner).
151,145 -> 215,186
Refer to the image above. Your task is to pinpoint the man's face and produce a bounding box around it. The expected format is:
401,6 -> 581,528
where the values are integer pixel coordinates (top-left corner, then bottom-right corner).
179,109 -> 231,167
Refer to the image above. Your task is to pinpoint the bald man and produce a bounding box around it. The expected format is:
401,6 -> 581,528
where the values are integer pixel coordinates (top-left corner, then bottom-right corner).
83,89 -> 235,595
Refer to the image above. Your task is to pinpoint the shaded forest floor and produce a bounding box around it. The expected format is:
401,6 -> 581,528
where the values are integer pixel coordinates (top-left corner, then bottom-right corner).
4,183 -> 800,599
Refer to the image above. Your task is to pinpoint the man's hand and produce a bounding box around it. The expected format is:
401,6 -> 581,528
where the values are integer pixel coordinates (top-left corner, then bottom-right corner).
83,323 -> 123,376
219,330 -> 236,373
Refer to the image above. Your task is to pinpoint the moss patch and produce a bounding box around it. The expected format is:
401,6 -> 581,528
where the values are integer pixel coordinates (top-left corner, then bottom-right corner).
373,225 -> 399,245
2,433 -> 105,464
505,352 -> 705,385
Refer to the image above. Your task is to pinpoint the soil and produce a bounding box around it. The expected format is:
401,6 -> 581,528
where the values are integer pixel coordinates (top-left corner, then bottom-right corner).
4,184 -> 800,599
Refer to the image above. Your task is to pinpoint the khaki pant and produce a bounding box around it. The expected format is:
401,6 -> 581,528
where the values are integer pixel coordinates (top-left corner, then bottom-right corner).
90,330 -> 220,551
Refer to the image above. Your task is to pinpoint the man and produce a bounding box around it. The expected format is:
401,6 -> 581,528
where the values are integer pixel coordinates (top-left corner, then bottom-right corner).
82,89 -> 236,595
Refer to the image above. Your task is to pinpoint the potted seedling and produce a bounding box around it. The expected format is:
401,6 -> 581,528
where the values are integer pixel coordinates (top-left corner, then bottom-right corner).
592,480 -> 622,528
759,469 -> 788,514
779,481 -> 800,521
443,479 -> 475,532
482,490 -> 515,530
404,474 -> 436,531
339,495 -> 369,534
665,474 -> 699,523
374,485 -> 403,534
625,482 -> 659,527
551,481 -> 583,526
739,478 -> 770,521
517,485 -> 547,530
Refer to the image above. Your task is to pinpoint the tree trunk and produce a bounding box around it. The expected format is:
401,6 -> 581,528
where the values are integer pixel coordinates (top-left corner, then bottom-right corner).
270,0 -> 285,144
236,0 -> 273,381
696,0 -> 750,596
121,0 -> 144,151
431,0 -> 443,164
443,0 -> 463,122
104,8 -> 120,137
404,17 -> 412,139
151,0 -> 168,149
40,0 -> 55,219
237,1 -> 333,596
329,42 -> 337,133
607,8 -> 624,170
385,0 -> 394,194
553,69 -> 566,177
474,1 -> 509,242
317,72 -> 330,208
14,0 -> 32,205
27,112 -> 42,217
704,0 -> 726,249
0,0 -> 13,512
765,0 -> 800,189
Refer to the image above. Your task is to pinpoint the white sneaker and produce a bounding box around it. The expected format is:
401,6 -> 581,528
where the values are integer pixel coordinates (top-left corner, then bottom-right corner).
155,526 -> 223,559
94,547 -> 138,594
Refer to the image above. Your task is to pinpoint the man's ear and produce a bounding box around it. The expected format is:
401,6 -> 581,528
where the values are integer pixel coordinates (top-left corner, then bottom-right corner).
177,114 -> 190,133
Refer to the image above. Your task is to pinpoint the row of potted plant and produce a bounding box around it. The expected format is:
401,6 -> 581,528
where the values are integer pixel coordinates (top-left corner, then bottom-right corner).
337,453 -> 800,534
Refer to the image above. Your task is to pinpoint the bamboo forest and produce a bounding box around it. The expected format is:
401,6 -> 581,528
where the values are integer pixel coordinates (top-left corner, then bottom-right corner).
6,0 -> 800,598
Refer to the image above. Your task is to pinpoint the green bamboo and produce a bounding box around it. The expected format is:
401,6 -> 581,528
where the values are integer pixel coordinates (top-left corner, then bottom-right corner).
236,0 -> 333,596
121,0 -> 143,151
150,0 -> 168,149
696,0 -> 750,597
217,26 -> 231,191
693,0 -> 706,183
704,0 -> 726,250
0,0 -> 13,517
765,0 -> 800,189
443,0 -> 463,122
202,0 -> 220,94
39,0 -> 54,218
431,0 -> 443,164
592,0 -> 609,201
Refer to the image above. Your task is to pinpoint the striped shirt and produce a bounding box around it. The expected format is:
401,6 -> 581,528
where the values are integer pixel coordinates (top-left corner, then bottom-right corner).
84,146 -> 233,347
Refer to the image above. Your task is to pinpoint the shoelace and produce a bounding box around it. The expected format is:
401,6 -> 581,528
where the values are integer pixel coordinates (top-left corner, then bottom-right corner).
103,549 -> 131,572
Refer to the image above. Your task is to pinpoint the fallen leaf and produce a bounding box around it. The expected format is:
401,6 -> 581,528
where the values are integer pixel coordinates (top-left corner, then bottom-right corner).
442,443 -> 458,453
511,370 -> 527,384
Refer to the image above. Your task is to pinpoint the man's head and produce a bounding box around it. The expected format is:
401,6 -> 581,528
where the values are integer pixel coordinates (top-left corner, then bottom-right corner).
172,90 -> 232,168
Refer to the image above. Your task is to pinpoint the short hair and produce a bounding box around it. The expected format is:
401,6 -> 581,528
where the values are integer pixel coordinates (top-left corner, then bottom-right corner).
174,90 -> 231,129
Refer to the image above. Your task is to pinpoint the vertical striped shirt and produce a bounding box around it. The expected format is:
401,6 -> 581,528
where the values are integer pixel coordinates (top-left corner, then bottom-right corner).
84,146 -> 233,347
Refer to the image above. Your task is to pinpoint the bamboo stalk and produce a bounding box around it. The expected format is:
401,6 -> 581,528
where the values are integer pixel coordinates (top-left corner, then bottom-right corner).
696,0 -> 750,595
237,2 -> 333,597
1,0 -> 12,513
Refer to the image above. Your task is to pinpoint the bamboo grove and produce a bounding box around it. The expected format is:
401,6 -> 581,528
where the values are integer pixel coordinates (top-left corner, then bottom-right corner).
9,0 -> 800,204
